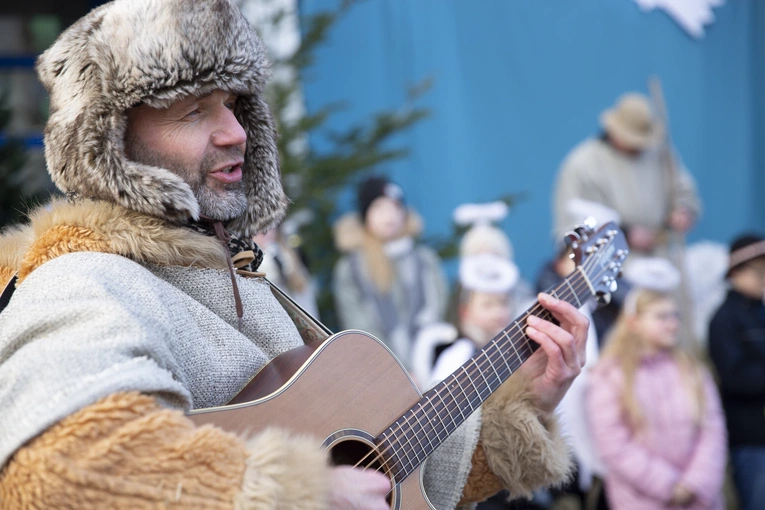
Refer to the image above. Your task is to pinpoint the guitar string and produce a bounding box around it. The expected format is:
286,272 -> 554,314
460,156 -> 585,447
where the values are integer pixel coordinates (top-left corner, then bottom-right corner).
354,250 -> 606,481
354,246 -> 618,482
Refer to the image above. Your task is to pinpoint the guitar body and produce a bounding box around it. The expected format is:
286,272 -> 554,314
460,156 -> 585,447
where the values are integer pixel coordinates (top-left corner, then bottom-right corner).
188,330 -> 436,509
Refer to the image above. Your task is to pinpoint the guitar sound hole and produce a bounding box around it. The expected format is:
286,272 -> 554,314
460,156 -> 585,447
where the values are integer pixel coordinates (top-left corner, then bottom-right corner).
329,439 -> 394,506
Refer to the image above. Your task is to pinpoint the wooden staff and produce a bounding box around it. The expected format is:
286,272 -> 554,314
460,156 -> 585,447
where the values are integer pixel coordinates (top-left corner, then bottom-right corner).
648,76 -> 698,351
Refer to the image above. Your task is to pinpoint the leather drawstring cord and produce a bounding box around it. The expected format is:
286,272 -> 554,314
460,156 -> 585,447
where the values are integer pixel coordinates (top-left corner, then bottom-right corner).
207,219 -> 244,331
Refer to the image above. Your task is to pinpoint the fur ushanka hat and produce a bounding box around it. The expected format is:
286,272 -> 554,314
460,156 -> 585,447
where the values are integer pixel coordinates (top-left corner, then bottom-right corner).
36,0 -> 288,236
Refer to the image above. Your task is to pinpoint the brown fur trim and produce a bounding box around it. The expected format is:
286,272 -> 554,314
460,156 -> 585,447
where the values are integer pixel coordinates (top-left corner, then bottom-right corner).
477,376 -> 573,500
236,428 -> 329,510
0,266 -> 16,291
0,392 -> 247,509
458,439 -> 504,505
1,199 -> 229,284
17,225 -> 110,283
0,225 -> 33,274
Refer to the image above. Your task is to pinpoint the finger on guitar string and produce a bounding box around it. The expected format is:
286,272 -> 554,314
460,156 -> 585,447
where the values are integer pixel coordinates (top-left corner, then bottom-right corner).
536,292 -> 589,367
526,314 -> 579,371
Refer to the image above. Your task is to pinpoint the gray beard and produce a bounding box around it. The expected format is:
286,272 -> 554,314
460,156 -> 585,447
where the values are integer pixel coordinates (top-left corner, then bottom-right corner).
125,136 -> 247,222
191,180 -> 247,222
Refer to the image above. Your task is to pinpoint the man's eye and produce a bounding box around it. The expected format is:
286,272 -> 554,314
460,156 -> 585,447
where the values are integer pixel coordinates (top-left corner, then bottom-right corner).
184,108 -> 201,119
225,101 -> 236,110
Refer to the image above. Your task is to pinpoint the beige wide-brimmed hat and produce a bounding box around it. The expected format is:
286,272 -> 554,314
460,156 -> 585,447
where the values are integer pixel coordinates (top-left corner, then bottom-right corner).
600,93 -> 662,150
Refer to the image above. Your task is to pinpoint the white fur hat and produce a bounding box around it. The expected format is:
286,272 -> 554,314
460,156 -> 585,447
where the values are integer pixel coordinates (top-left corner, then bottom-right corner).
36,0 -> 288,235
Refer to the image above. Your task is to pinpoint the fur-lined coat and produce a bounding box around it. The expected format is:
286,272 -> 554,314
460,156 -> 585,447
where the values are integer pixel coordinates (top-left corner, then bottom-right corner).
0,200 -> 573,509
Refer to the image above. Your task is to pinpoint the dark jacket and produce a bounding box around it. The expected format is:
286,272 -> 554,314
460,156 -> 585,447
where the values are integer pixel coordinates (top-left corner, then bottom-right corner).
708,289 -> 765,448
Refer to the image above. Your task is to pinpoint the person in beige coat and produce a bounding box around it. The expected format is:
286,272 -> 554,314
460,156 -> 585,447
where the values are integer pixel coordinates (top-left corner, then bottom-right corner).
553,92 -> 701,259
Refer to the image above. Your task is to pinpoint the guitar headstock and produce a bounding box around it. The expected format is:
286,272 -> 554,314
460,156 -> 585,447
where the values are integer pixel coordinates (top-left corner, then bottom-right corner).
564,220 -> 629,304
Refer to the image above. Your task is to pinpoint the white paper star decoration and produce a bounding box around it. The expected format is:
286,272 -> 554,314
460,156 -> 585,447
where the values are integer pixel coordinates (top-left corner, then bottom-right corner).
632,0 -> 725,39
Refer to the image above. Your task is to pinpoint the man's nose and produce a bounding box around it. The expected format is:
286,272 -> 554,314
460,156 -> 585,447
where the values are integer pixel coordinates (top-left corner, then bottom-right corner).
212,107 -> 247,148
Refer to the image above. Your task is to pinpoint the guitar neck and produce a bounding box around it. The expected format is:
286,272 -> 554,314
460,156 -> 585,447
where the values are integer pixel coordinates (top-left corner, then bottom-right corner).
375,267 -> 594,483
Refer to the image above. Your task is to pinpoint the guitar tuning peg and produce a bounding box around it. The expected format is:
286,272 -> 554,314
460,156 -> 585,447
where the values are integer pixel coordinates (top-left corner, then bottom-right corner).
574,225 -> 590,240
563,231 -> 581,248
609,280 -> 618,293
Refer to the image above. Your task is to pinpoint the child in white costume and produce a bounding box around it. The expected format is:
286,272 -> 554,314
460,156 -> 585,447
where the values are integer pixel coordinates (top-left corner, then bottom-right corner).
429,252 -> 522,386
412,201 -> 533,388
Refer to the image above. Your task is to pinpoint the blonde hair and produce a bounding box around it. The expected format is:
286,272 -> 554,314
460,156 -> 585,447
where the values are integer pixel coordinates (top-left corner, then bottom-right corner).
601,289 -> 706,431
361,230 -> 395,293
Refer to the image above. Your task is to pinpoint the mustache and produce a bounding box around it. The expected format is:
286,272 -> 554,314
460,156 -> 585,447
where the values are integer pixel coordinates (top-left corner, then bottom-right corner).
201,148 -> 246,173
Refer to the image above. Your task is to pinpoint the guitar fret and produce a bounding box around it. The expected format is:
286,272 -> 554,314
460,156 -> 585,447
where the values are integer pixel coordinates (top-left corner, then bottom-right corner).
392,417 -> 418,474
433,390 -> 458,434
444,379 -> 468,421
461,365 -> 482,403
482,349 -> 501,389
503,330 -> 522,369
380,431 -> 404,478
453,375 -> 474,413
416,401 -> 439,443
514,320 -> 526,344
494,337 -> 511,373
564,278 -> 583,308
576,266 -> 596,296
413,403 -> 437,454
471,358 -> 492,399
401,412 -> 427,465
422,396 -> 443,442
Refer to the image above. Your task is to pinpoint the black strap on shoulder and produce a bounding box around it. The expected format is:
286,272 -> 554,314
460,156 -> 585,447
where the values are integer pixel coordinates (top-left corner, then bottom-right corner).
0,273 -> 17,314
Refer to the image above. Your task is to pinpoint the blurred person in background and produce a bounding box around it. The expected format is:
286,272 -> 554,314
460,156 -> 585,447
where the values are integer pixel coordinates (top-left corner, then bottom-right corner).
254,221 -> 319,318
588,258 -> 727,510
708,233 -> 765,510
553,93 -> 701,261
332,175 -> 448,371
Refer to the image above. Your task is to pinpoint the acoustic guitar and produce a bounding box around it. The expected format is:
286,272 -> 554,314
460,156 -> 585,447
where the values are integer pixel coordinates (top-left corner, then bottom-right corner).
189,221 -> 628,509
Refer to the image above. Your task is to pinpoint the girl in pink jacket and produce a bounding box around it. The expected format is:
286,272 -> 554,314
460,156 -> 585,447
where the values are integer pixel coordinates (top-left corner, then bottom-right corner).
587,258 -> 727,509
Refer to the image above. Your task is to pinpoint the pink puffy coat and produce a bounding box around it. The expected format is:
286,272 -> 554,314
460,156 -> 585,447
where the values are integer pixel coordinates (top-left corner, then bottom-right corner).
587,352 -> 727,509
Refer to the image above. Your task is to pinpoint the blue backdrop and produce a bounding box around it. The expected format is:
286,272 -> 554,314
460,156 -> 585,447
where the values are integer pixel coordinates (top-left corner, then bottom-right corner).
300,0 -> 763,281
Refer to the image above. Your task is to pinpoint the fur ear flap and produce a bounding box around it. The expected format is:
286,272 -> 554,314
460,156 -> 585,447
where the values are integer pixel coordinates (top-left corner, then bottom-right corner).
229,95 -> 289,236
42,101 -> 200,223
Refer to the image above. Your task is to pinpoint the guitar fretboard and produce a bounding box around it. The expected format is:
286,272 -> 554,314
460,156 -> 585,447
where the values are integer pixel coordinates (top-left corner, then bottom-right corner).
375,268 -> 593,483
